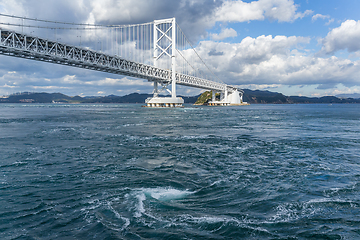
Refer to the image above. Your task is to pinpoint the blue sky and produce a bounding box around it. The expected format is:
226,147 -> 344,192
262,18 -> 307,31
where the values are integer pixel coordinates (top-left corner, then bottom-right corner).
227,0 -> 358,50
0,0 -> 360,97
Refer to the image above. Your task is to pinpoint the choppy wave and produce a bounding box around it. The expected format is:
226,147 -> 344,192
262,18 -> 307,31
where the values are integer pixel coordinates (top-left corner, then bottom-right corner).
1,104 -> 360,239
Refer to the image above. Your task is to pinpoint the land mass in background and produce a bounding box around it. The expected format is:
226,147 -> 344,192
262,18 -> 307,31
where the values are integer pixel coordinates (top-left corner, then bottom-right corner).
1,89 -> 360,104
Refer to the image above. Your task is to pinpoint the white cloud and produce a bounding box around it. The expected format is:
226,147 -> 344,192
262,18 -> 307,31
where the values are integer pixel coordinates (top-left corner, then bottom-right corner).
321,20 -> 360,54
311,13 -> 334,26
0,0 -> 26,16
83,77 -> 152,87
188,35 -> 360,90
312,13 -> 330,22
211,28 -> 237,41
325,18 -> 334,26
194,35 -> 310,72
215,0 -> 312,23
89,0 -> 169,24
215,1 -> 264,22
31,86 -> 71,90
58,75 -> 152,87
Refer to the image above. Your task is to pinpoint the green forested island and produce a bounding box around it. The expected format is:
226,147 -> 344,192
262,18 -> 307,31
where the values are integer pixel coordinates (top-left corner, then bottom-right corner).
1,90 -> 360,104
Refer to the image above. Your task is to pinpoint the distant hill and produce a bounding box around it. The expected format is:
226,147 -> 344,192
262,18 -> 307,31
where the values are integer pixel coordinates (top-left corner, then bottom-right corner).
0,92 -> 200,104
243,89 -> 288,104
1,90 -> 360,104
243,89 -> 360,104
336,93 -> 360,99
0,92 -> 81,103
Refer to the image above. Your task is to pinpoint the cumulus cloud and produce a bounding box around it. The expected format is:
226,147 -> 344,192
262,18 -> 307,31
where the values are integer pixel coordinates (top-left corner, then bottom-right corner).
215,0 -> 312,23
195,35 -> 310,71
321,20 -> 360,54
187,35 -> 360,89
210,28 -> 238,40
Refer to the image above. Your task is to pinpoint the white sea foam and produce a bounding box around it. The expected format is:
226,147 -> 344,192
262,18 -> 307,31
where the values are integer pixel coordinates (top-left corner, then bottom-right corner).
174,214 -> 270,234
107,203 -> 130,231
134,192 -> 146,218
129,187 -> 194,218
176,135 -> 210,140
268,198 -> 352,223
142,187 -> 194,201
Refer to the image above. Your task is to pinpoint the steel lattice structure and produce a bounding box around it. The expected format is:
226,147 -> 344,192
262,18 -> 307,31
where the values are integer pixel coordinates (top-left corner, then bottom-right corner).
0,28 -> 239,94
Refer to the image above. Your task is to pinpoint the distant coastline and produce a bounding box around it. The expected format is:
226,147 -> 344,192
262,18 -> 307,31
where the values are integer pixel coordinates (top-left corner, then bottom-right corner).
1,90 -> 360,104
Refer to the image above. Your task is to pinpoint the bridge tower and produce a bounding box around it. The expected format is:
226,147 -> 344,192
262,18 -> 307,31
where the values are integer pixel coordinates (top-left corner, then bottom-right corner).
146,18 -> 184,108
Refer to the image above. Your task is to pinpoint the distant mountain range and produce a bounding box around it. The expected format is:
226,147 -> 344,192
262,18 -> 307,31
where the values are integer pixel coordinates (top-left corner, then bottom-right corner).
335,93 -> 360,99
242,89 -> 360,104
1,90 -> 360,104
0,92 -> 199,104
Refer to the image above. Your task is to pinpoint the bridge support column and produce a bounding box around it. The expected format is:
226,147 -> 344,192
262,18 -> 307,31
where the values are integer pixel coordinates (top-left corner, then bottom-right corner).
145,17 -> 184,108
171,17 -> 177,99
153,81 -> 159,98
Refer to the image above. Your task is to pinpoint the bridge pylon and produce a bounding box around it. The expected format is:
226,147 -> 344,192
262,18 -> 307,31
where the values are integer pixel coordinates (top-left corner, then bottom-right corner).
146,18 -> 184,108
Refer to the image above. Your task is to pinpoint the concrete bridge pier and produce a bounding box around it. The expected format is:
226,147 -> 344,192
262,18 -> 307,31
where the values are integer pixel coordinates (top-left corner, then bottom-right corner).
208,89 -> 247,106
145,79 -> 184,108
145,96 -> 184,108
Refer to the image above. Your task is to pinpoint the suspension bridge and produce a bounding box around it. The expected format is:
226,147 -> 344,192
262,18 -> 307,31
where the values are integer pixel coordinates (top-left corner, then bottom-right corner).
0,14 -> 244,107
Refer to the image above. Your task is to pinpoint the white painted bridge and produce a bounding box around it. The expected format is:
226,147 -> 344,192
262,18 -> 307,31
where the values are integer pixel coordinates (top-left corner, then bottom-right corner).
0,16 -> 244,107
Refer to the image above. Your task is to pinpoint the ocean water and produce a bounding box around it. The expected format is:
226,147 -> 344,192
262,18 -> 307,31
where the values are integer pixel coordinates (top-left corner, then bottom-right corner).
0,103 -> 360,239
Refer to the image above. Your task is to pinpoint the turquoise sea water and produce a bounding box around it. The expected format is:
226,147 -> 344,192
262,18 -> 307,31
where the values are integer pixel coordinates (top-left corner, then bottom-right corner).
0,103 -> 360,239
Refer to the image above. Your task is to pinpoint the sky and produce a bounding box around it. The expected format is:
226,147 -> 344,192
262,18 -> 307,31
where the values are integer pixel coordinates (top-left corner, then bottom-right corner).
0,0 -> 360,97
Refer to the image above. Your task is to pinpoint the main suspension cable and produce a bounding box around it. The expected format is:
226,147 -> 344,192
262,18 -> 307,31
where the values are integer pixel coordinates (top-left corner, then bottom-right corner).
176,23 -> 224,84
